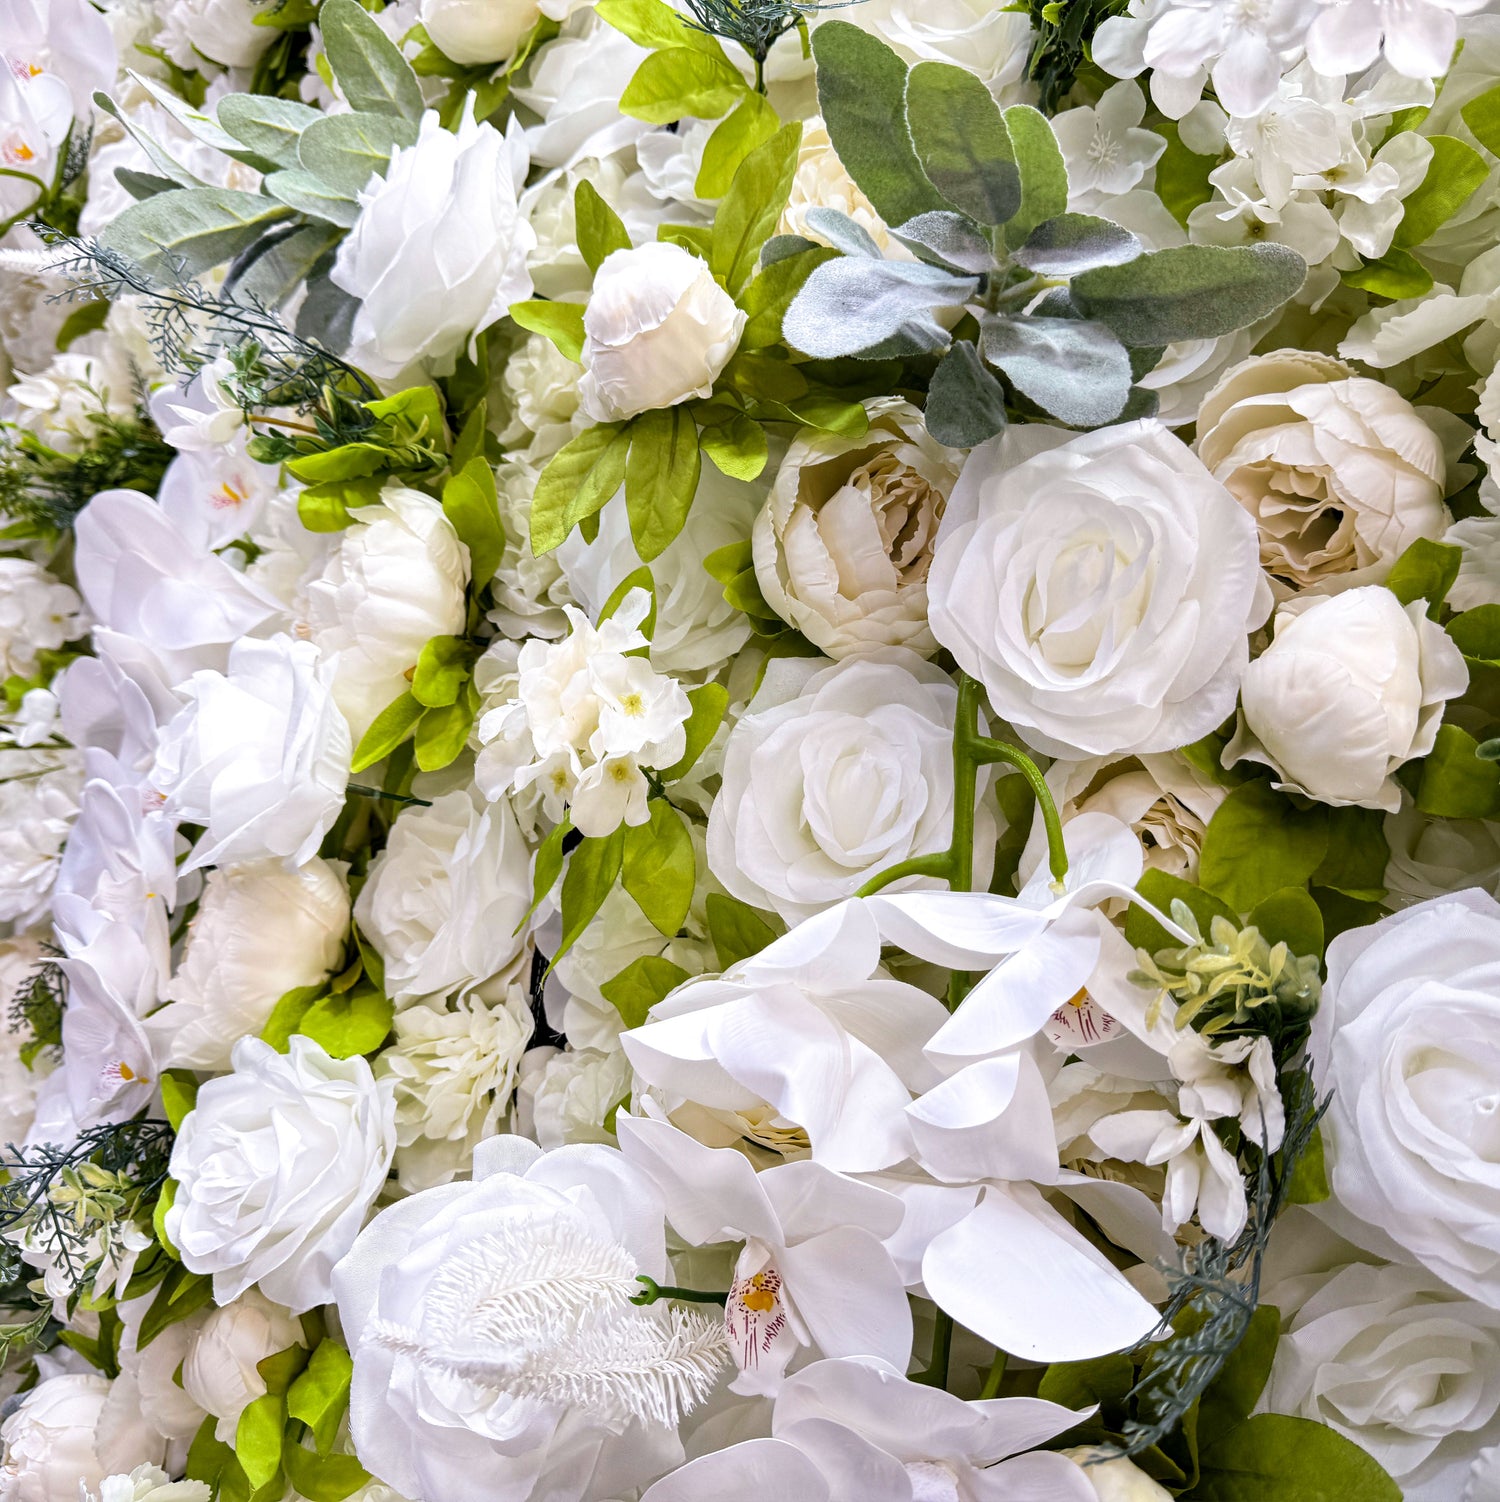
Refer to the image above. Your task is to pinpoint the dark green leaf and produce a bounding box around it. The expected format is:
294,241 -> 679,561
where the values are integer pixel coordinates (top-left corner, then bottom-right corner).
282,1447 -> 371,1502
1195,1413 -> 1401,1501
1197,1305 -> 1280,1448
924,340 -> 1007,447
1310,806 -> 1388,901
1038,1353 -> 1135,1412
904,60 -> 1019,226
1385,536 -> 1462,614
706,891 -> 777,968
1124,869 -> 1238,954
523,818 -> 572,927
1198,781 -> 1329,913
1001,105 -> 1068,248
139,1264 -> 214,1349
556,829 -> 627,965
1417,723 -> 1500,818
1247,887 -> 1324,960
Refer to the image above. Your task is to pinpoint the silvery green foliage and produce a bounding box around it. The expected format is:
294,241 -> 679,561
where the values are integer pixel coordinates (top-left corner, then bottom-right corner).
783,22 -> 1308,445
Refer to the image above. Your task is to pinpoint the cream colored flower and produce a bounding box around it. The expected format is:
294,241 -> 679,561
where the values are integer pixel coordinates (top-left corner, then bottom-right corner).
779,119 -> 895,254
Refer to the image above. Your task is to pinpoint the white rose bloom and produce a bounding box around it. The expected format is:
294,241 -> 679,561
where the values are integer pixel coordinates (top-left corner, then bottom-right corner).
304,486 -> 470,740
82,1464 -> 210,1502
577,242 -> 745,424
167,1035 -> 396,1312
158,0 -> 271,67
1226,587 -> 1468,811
151,857 -> 351,1071
180,1289 -> 306,1443
707,653 -> 989,922
0,749 -> 80,927
354,789 -> 532,1002
753,398 -> 959,659
332,109 -> 534,379
929,421 -> 1271,758
377,987 -> 534,1190
0,558 -> 81,678
420,0 -> 540,63
1314,891 -> 1500,1307
519,1044 -> 633,1149
1061,1447 -> 1173,1500
0,1374 -> 162,1502
149,634 -> 352,872
1384,797 -> 1500,909
840,0 -> 1034,98
1196,350 -> 1449,596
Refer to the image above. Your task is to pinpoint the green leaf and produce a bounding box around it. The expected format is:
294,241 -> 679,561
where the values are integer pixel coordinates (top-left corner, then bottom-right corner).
216,94 -> 320,169
619,46 -> 747,125
99,187 -> 294,278
54,299 -> 110,352
659,682 -> 729,781
160,1069 -> 199,1132
414,682 -> 479,771
1341,247 -> 1434,300
138,1263 -> 214,1349
296,478 -> 377,532
1152,120 -> 1216,228
810,22 -> 947,229
1417,723 -> 1500,818
350,689 -> 423,773
981,313 -> 1131,428
1247,887 -> 1324,960
282,1448 -> 370,1502
297,111 -> 415,197
1462,80 -> 1500,155
1012,213 -> 1140,276
263,169 -> 359,227
575,179 -> 632,273
260,984 -> 325,1052
1071,243 -> 1307,346
442,456 -> 504,588
904,60 -> 1019,226
151,1177 -> 179,1259
365,385 -> 450,445
234,222 -> 345,307
531,422 -> 631,555
737,246 -> 839,349
697,93 -> 781,198
319,0 -> 425,119
698,408 -> 769,480
1450,603 -> 1500,665
924,340 -> 1007,447
600,954 -> 691,1029
595,0 -> 726,54
236,1393 -> 285,1493
508,299 -> 586,362
186,1413 -> 233,1485
1286,1124 -> 1330,1205
1001,105 -> 1069,248
1197,1304 -> 1280,1448
1124,869 -> 1238,954
256,1344 -> 310,1396
706,891 -> 777,969
625,406 -> 701,561
599,564 -> 658,641
712,122 -> 803,295
298,986 -> 394,1058
555,830 -> 627,965
411,635 -> 477,708
1385,536 -> 1462,614
1037,1352 -> 1135,1412
1198,781 -> 1330,913
1310,806 -> 1388,901
1195,1413 -> 1401,1501
622,801 -> 696,935
287,1339 -> 355,1457
285,443 -> 391,484
1393,135 -> 1489,248
523,818 -> 572,926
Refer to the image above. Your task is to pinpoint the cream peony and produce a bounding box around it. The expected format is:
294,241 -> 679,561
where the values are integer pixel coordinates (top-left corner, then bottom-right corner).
577,242 -> 745,423
1197,351 -> 1448,596
1061,1448 -> 1173,1501
419,0 -> 541,64
1226,587 -> 1468,811
752,397 -> 959,658
929,421 -> 1271,758
167,1035 -> 396,1313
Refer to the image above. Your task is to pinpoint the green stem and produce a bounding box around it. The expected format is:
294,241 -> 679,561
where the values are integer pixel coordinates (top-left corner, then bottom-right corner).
630,1275 -> 729,1307
855,851 -> 953,897
979,1347 -> 1007,1400
913,1310 -> 953,1388
967,733 -> 1068,888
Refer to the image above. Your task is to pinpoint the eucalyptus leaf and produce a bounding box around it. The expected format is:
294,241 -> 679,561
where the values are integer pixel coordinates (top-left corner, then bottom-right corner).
217,94 -> 321,170
298,111 -> 416,198
889,211 -> 997,273
125,70 -> 242,156
925,340 -> 1007,447
296,269 -> 362,350
263,170 -> 359,228
115,167 -> 179,200
100,187 -> 295,277
905,59 -> 1020,226
981,313 -> 1131,428
231,222 -> 344,304
783,256 -> 976,358
92,91 -> 213,188
1012,213 -> 1141,275
319,0 -> 425,119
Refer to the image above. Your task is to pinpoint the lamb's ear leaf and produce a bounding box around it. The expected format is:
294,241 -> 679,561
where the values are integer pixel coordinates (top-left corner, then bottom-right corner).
905,59 -> 1019,226
319,0 -> 424,119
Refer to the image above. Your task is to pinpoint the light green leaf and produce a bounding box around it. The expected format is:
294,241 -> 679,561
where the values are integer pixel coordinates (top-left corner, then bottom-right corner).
1386,535 -> 1462,614
1123,868 -> 1238,954
1417,723 -> 1500,819
1341,247 -> 1433,300
601,954 -> 691,1029
738,245 -> 839,349
905,60 -> 1019,226
1001,105 -> 1068,248
442,456 -> 504,588
1012,213 -> 1141,275
1286,1125 -> 1330,1205
1462,81 -> 1500,155
151,1177 -> 179,1259
282,1446 -> 371,1502
287,1340 -> 355,1457
411,635 -> 476,708
160,1069 -> 199,1132
296,477 -> 380,532
556,830 -> 627,965
810,21 -> 947,229
523,818 -> 572,926
350,689 -> 424,773
217,94 -> 321,169
712,122 -> 803,295
697,92 -> 780,198
619,46 -> 746,125
531,422 -> 631,554
261,984 -> 325,1052
54,299 -> 110,351
1393,135 -> 1488,248
508,299 -> 586,362
1151,119 -> 1216,228
575,179 -> 631,273
414,682 -> 479,771
298,986 -> 394,1058
235,1393 -> 285,1492
981,313 -> 1131,428
698,408 -> 769,480
625,406 -> 701,561
599,565 -> 658,641
1247,886 -> 1325,960
256,1344 -> 310,1396
595,0 -> 726,54
319,0 -> 425,119
706,891 -> 777,969
622,801 -> 695,935
1198,781 -> 1330,913
297,111 -> 415,197
924,340 -> 1007,447
286,442 -> 390,484
1196,1413 -> 1401,1501
263,169 -> 359,227
99,187 -> 294,277
659,682 -> 729,781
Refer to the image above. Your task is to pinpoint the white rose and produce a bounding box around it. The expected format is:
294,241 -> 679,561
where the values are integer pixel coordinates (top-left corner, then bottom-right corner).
151,857 -> 351,1071
753,398 -> 959,658
0,559 -> 81,678
930,421 -> 1272,758
1196,350 -> 1448,596
304,486 -> 469,740
707,652 -> 990,922
1314,891 -> 1500,1307
1384,796 -> 1500,909
354,789 -> 532,1002
420,0 -> 540,63
1226,587 -> 1468,811
332,110 -> 534,379
180,1289 -> 306,1443
577,242 -> 745,423
150,634 -> 352,872
0,1374 -> 161,1502
158,0 -> 271,67
167,1035 -> 396,1312
1060,1447 -> 1173,1501
838,0 -> 1034,98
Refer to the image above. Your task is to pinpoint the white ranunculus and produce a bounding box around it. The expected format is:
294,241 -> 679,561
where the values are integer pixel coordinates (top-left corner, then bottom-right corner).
1384,797 -> 1500,909
0,558 -> 81,679
420,0 -> 539,63
577,242 -> 745,423
1226,587 -> 1468,811
158,0 -> 271,67
167,1035 -> 396,1313
332,109 -> 534,379
1061,1447 -> 1173,1500
519,1044 -> 633,1149
1313,891 -> 1500,1307
929,421 -> 1271,758
1196,350 -> 1449,596
151,857 -> 350,1071
149,634 -> 352,872
180,1289 -> 306,1444
354,789 -> 532,1002
753,398 -> 960,659
707,653 -> 990,922
303,486 -> 469,740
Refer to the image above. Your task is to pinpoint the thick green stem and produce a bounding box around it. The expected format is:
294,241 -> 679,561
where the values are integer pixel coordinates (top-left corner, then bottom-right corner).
855,851 -> 953,898
630,1275 -> 728,1307
979,1348 -> 1007,1399
967,733 -> 1068,889
914,1309 -> 953,1388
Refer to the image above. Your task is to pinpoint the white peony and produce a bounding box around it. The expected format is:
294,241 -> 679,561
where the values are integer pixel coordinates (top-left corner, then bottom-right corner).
419,0 -> 540,63
149,634 -> 352,872
151,857 -> 351,1071
81,1465 -> 210,1502
577,242 -> 745,423
519,1044 -> 633,1149
1226,587 -> 1468,811
332,109 -> 534,379
167,1035 -> 396,1312
303,486 -> 470,741
1196,351 -> 1448,596
929,421 -> 1271,758
180,1289 -> 306,1444
0,558 -> 81,679
753,398 -> 960,659
354,788 -> 532,1002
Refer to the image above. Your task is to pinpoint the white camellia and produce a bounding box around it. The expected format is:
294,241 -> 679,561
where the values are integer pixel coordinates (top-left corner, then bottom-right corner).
303,486 -> 469,740
577,242 -> 745,423
1314,891 -> 1500,1308
180,1289 -> 305,1443
929,420 -> 1271,758
149,634 -> 352,872
0,558 -> 81,678
753,398 -> 960,659
354,789 -> 532,1002
419,0 -> 541,64
1226,587 -> 1468,811
167,1035 -> 396,1313
150,857 -> 351,1071
1196,350 -> 1449,595
332,109 -> 535,379
706,652 -> 989,922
